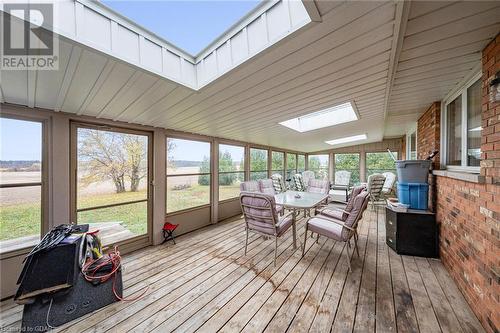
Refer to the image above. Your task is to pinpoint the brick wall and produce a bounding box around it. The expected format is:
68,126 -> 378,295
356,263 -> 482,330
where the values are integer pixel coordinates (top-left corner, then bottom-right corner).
417,102 -> 440,169
481,35 -> 500,185
416,36 -> 499,333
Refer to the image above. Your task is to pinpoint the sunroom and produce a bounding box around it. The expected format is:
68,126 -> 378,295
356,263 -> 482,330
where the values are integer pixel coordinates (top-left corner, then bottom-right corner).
0,1 -> 499,332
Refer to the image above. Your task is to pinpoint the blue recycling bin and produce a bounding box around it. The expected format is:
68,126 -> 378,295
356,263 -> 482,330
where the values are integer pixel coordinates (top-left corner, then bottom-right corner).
397,183 -> 429,210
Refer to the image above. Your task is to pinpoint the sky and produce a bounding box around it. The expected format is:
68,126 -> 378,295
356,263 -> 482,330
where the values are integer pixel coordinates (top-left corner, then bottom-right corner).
0,118 -> 42,161
102,0 -> 261,55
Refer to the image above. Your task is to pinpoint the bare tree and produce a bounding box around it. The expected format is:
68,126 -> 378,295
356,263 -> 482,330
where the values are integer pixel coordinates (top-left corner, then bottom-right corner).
78,129 -> 147,193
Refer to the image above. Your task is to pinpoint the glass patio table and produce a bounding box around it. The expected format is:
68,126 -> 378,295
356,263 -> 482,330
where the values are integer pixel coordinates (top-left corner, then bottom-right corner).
274,190 -> 329,249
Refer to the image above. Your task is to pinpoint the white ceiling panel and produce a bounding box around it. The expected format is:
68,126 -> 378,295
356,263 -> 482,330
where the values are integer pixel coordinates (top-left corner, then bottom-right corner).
1,1 -> 499,152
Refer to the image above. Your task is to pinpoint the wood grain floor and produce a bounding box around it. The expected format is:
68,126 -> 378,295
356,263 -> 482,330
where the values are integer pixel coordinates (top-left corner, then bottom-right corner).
0,208 -> 485,332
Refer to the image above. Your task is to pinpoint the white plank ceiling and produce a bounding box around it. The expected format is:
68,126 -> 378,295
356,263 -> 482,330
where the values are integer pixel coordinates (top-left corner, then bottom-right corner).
1,0 -> 499,152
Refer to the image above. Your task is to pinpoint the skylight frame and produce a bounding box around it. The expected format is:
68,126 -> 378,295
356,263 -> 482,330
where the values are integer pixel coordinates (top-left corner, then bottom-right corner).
325,134 -> 368,146
279,101 -> 360,133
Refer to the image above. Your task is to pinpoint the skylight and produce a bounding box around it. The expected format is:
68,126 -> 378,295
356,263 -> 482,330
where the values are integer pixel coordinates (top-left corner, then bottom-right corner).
102,0 -> 261,55
279,102 -> 359,132
325,134 -> 367,146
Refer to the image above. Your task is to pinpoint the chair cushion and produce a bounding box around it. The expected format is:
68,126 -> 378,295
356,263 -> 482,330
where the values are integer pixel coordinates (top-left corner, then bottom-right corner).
319,208 -> 344,221
307,217 -> 344,242
276,215 -> 293,237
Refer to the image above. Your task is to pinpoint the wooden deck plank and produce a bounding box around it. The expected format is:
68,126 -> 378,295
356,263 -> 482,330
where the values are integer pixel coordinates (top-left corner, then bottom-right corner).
353,210 -> 377,333
286,240 -> 344,332
175,224 -> 311,333
415,257 -> 463,333
375,209 -> 397,332
159,226 -> 309,332
388,248 -> 419,333
330,226 -> 369,332
262,238 -> 336,332
198,222 -> 314,333
428,259 -> 485,333
239,237 -> 330,332
57,227 -> 254,332
1,211 -> 485,333
402,255 -> 442,332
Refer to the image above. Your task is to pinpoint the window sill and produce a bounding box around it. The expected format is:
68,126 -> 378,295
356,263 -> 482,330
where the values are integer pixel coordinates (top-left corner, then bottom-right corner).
432,170 -> 485,183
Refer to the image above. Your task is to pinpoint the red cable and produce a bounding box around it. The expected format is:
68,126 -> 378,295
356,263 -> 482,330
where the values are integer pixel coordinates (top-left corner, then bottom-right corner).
81,246 -> 149,302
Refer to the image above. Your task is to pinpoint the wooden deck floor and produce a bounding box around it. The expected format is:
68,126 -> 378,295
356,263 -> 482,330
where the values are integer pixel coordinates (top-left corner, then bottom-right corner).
0,209 -> 484,332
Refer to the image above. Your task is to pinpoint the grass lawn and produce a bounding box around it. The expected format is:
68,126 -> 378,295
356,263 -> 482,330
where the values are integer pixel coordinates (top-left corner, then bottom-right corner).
0,191 -> 148,241
1,184 -> 242,241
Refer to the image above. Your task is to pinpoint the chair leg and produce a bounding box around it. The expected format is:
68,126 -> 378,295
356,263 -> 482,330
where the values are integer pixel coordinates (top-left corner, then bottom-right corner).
302,225 -> 308,257
316,233 -> 320,244
345,242 -> 352,272
354,232 -> 360,257
244,228 -> 249,255
274,236 -> 278,266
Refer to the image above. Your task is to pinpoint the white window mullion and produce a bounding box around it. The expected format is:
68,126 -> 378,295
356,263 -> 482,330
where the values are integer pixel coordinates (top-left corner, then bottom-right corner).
461,92 -> 468,167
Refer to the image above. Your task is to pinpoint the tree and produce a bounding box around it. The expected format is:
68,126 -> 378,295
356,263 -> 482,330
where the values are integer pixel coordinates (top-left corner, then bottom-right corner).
198,156 -> 210,186
335,153 -> 360,184
250,149 -> 267,171
308,156 -> 321,170
78,129 -> 147,193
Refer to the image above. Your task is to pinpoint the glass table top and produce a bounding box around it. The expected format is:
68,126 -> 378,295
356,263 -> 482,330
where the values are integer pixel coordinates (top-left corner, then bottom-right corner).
274,191 -> 328,209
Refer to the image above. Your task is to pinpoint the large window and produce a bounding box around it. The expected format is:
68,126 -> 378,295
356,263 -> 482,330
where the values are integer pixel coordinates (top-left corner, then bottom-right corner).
0,117 -> 43,253
74,125 -> 150,245
218,144 -> 244,201
446,95 -> 462,166
271,151 -> 285,178
297,154 -> 305,173
334,153 -> 360,185
308,154 -> 329,180
366,152 -> 397,177
467,80 -> 481,167
167,138 -> 211,213
408,131 -> 417,160
286,153 -> 297,180
250,148 -> 268,180
444,77 -> 481,169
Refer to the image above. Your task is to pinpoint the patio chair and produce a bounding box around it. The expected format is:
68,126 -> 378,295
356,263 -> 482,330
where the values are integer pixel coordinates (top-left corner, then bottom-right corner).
366,173 -> 386,221
258,179 -> 284,215
381,172 -> 396,197
305,179 -> 330,218
302,170 -> 315,189
292,173 -> 306,191
271,173 -> 286,193
331,171 -> 351,202
317,185 -> 366,221
240,180 -> 260,192
302,190 -> 370,272
240,191 -> 295,266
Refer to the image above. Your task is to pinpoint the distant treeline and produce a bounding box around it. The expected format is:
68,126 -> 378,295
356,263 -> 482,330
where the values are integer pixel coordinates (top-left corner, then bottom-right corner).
172,160 -> 202,167
0,160 -> 41,171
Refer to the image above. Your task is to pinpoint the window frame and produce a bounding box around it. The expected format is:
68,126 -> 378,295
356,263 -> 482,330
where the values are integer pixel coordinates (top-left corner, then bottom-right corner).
70,121 -> 154,249
271,150 -> 285,178
286,152 -> 297,180
218,142 -> 245,203
249,147 -> 269,181
406,123 -> 417,160
365,150 -> 398,178
441,71 -> 482,173
297,154 -> 306,172
166,136 -> 212,215
307,154 -> 329,180
334,152 -> 361,185
0,114 -> 48,257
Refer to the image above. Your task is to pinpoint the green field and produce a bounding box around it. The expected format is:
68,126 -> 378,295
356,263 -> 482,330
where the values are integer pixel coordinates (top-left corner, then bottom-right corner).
1,184 -> 241,241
